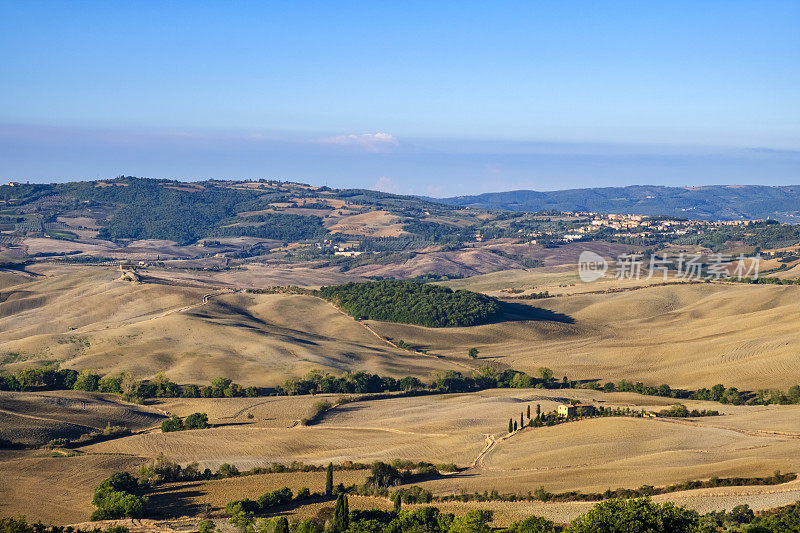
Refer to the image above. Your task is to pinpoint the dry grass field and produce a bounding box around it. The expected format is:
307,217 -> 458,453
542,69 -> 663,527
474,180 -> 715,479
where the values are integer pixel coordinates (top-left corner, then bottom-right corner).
371,282 -> 800,389
4,262 -> 800,526
325,211 -> 409,237
0,266 -> 459,384
0,451 -> 143,524
81,389 -> 800,492
0,390 -> 164,446
3,388 -> 800,524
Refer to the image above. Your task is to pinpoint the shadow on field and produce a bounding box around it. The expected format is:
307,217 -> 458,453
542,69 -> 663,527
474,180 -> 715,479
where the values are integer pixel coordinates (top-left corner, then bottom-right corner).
212,421 -> 253,428
495,301 -> 574,324
146,482 -> 209,518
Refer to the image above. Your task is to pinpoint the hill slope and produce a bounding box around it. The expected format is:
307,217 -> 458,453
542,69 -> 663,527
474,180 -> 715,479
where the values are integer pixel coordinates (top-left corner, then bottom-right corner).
437,185 -> 800,222
0,266 -> 461,384
369,282 -> 800,389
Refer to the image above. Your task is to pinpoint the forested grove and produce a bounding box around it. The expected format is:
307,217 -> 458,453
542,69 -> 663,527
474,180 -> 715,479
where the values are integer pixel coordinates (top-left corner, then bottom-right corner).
319,280 -> 503,327
214,213 -> 328,241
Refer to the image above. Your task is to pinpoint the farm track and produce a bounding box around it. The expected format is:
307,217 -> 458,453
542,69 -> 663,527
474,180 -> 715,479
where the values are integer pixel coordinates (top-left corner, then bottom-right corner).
73,288 -> 230,335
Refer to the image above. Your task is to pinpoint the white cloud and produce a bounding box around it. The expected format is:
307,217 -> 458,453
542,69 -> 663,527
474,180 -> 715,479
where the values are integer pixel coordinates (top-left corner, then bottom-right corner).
319,132 -> 399,152
373,176 -> 402,193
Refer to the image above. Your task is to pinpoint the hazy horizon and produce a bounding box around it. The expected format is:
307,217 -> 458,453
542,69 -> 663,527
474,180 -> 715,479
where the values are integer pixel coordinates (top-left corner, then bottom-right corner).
1,2 -> 798,195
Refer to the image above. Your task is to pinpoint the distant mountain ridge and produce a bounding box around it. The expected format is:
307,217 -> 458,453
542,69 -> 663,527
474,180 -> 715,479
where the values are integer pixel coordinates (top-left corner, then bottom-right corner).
436,185 -> 800,222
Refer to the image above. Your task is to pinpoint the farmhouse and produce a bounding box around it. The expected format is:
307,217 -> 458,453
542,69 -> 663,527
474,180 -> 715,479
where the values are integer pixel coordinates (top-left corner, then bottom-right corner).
558,403 -> 596,418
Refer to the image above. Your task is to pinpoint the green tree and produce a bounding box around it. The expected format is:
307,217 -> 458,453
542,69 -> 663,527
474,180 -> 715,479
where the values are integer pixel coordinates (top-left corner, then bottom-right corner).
161,415 -> 184,433
333,493 -> 349,532
788,385 -> 800,404
509,419 -> 514,433
538,368 -> 554,382
185,412 -> 210,430
448,509 -> 493,532
567,498 -> 700,533
228,509 -> 255,533
264,516 -> 289,533
218,463 -> 240,477
468,348 -> 479,359
198,519 -> 215,533
73,370 -> 101,391
368,461 -> 402,488
757,503 -> 800,532
325,462 -> 333,496
91,472 -> 146,520
527,405 -> 531,420
505,515 -> 556,532
393,492 -> 402,512
294,519 -> 323,533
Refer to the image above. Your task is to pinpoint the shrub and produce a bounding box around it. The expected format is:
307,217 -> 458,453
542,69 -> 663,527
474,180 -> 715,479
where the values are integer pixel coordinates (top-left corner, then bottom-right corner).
257,487 -> 293,510
161,415 -> 184,433
197,519 -> 215,533
305,400 -> 333,425
658,403 -> 690,417
448,509 -> 494,533
367,461 -> 403,489
567,498 -> 700,533
181,384 -> 200,398
185,412 -> 210,430
217,463 -> 240,477
73,370 -> 100,392
138,454 -> 183,484
505,515 -> 556,532
91,472 -> 146,520
293,519 -> 323,533
225,498 -> 259,517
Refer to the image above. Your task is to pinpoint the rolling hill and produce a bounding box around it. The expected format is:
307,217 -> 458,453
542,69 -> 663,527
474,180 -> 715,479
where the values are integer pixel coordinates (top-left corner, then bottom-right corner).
437,185 -> 800,222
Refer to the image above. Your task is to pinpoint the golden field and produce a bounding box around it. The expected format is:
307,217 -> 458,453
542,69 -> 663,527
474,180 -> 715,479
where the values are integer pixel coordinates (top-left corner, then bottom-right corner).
3,387 -> 800,523
3,262 -> 800,526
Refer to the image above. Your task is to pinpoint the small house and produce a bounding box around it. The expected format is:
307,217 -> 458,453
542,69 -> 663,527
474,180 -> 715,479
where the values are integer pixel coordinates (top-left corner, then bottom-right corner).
558,403 -> 596,418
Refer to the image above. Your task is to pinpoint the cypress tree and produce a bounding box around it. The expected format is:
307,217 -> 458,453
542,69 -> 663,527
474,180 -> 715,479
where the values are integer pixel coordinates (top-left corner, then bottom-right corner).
325,462 -> 333,496
272,516 -> 289,533
333,493 -> 349,531
393,492 -> 402,512
521,412 -> 524,429
527,405 -> 531,419
508,418 -> 513,433
514,420 -> 518,431
536,403 -> 541,416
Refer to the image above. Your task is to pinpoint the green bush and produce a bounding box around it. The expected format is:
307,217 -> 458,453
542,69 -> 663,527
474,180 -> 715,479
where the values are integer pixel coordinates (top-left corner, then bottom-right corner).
197,519 -> 215,533
448,509 -> 494,533
91,472 -> 146,520
566,498 -> 700,533
217,463 -> 240,477
224,498 -> 259,517
184,412 -> 210,430
257,487 -> 293,510
504,515 -> 556,532
73,370 -> 100,392
161,416 -> 184,433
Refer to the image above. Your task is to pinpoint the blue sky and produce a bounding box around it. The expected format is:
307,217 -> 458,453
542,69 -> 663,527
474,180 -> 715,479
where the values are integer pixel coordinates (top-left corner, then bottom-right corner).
1,1 -> 798,195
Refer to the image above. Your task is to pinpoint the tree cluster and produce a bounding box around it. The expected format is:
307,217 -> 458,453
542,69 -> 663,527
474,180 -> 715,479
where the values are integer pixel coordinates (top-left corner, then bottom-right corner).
161,412 -> 210,433
90,473 -> 146,520
319,280 -> 502,327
